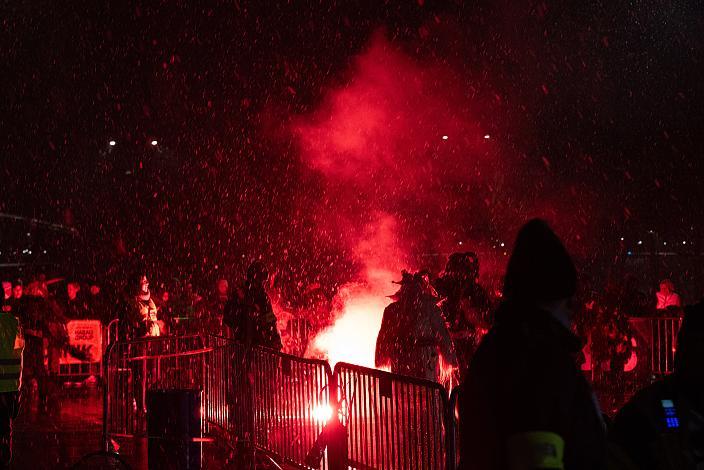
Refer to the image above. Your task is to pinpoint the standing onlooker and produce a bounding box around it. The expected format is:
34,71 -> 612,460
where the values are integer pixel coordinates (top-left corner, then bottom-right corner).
0,300 -> 23,468
204,278 -> 229,335
120,273 -> 161,340
86,283 -> 109,323
155,287 -> 174,334
9,282 -> 22,311
223,261 -> 282,350
376,270 -> 457,382
61,281 -> 89,320
458,219 -> 606,470
656,279 -> 682,311
7,282 -> 24,321
1,283 -> 10,303
434,252 -> 491,380
1,283 -> 13,316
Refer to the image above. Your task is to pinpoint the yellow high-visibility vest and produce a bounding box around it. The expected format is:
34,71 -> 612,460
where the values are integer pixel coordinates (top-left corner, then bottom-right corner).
0,313 -> 24,393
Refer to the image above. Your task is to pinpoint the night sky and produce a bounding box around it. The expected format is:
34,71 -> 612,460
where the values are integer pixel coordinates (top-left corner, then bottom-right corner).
2,0 -> 703,293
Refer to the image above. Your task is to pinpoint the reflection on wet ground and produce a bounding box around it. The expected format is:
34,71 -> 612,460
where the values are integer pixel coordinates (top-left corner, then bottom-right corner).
11,385 -> 234,469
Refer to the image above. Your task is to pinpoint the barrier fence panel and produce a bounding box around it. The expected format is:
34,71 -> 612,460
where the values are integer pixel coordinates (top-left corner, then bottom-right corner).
202,336 -> 251,442
335,362 -> 450,470
449,386 -> 460,469
103,335 -> 209,441
104,336 -> 458,470
249,346 -> 333,470
628,316 -> 682,376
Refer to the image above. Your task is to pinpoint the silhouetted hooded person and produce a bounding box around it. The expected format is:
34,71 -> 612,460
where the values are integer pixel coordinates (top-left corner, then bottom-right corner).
223,261 -> 282,350
434,251 -> 491,379
609,301 -> 704,470
376,270 -> 457,382
459,219 -> 606,470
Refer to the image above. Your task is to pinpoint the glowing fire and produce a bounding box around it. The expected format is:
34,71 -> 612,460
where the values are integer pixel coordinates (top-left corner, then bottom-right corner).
308,283 -> 392,369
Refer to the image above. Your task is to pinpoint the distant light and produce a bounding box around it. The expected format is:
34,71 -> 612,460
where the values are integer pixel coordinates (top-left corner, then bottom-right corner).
620,237 -> 624,241
458,241 -> 463,245
442,135 -> 448,140
648,229 -> 654,234
637,240 -> 643,245
663,242 -> 667,246
26,232 -> 31,237
151,140 -> 158,146
627,251 -> 633,256
109,140 -> 116,146
484,134 -> 491,139
682,241 -> 687,245
500,242 -> 505,247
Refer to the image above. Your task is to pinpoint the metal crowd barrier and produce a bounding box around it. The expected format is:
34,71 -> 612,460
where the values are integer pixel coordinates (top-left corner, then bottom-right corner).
105,319 -> 120,347
249,346 -> 333,469
282,317 -> 314,357
103,335 -> 334,469
103,335 -> 458,469
103,335 -> 209,441
449,386 -> 460,469
201,336 -> 243,436
335,362 -> 451,470
628,316 -> 682,376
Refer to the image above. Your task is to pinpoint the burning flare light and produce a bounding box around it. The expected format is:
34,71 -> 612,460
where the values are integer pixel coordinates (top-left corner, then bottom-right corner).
309,284 -> 391,369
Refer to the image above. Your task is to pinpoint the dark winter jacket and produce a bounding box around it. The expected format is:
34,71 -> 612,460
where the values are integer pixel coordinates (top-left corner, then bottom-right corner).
458,302 -> 606,470
375,294 -> 457,381
610,374 -> 704,470
223,284 -> 282,350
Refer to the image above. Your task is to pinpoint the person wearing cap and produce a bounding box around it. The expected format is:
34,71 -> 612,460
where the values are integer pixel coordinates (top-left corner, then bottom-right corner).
458,219 -> 606,470
223,261 -> 282,350
609,300 -> 704,470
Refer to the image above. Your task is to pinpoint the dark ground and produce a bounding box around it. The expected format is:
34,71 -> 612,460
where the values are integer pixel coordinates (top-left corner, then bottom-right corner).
9,378 -> 637,469
10,384 -> 236,470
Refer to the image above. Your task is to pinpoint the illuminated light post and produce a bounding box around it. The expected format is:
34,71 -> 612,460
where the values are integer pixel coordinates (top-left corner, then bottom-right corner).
484,134 -> 490,139
442,135 -> 448,140
109,140 -> 116,146
151,140 -> 158,146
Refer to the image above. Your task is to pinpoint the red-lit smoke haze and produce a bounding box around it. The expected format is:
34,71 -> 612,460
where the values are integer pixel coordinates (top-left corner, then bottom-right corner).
291,32 -> 506,367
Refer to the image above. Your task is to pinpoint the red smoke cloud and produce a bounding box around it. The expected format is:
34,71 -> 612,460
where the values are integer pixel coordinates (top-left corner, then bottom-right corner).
284,30 -> 600,367
290,31 -> 506,367
294,31 -> 490,189
292,31 -> 501,272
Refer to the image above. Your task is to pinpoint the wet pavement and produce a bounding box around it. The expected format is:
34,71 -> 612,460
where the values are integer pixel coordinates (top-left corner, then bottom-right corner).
10,384 -> 236,469
12,385 -> 104,469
